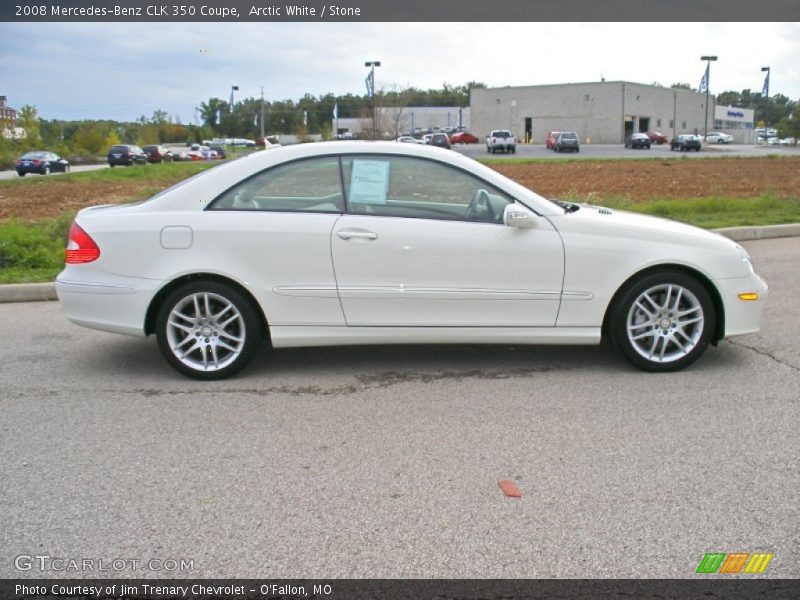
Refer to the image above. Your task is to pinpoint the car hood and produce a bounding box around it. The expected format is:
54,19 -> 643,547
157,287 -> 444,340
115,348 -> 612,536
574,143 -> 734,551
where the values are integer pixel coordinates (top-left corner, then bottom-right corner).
557,203 -> 738,249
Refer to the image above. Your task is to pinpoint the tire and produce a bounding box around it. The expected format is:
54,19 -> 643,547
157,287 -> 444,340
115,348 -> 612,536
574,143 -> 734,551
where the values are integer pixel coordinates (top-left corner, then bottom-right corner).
156,280 -> 264,380
17,172 -> 25,177
109,164 -> 115,168
608,270 -> 715,372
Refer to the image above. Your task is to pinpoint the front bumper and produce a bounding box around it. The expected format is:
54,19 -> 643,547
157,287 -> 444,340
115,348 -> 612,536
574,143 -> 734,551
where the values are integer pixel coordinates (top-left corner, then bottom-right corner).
715,272 -> 769,338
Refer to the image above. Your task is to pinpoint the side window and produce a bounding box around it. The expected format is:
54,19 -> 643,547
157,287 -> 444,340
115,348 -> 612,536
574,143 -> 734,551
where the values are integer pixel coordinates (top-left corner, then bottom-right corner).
210,156 -> 344,213
341,155 -> 512,224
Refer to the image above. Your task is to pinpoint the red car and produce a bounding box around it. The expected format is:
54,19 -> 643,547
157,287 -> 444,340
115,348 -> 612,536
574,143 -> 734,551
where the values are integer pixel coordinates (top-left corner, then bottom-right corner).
546,131 -> 560,149
646,131 -> 669,145
449,131 -> 479,144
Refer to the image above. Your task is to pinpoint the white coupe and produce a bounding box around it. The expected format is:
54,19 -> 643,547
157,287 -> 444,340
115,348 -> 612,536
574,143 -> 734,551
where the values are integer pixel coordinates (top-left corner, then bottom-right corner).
56,142 -> 767,379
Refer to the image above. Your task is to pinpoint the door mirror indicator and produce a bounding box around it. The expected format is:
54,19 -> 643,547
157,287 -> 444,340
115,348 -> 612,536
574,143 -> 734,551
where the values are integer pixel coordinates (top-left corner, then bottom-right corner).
503,204 -> 537,229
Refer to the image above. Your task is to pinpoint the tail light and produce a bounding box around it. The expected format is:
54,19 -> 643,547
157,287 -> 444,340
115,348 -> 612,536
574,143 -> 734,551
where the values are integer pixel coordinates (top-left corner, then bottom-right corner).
65,222 -> 100,264
32,160 -> 41,166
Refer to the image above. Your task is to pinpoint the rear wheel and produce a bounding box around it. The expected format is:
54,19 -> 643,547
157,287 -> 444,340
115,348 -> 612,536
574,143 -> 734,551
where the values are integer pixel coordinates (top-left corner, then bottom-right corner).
156,281 -> 263,380
609,270 -> 715,371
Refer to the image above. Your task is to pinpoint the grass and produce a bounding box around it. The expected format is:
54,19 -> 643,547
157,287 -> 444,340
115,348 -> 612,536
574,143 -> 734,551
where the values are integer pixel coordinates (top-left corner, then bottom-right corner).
594,194 -> 800,230
0,214 -> 72,284
478,153 -> 799,166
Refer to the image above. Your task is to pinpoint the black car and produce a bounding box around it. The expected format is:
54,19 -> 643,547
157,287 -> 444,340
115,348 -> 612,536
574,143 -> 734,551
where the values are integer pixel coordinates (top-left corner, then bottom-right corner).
429,133 -> 451,149
670,134 -> 702,152
142,145 -> 173,163
209,144 -> 227,159
108,144 -> 148,167
554,131 -> 580,153
15,151 -> 70,176
626,133 -> 652,149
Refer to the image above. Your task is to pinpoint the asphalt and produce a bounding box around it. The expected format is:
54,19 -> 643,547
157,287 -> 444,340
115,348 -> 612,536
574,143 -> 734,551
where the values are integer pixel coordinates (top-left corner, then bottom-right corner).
0,237 -> 797,579
2,224 -> 796,304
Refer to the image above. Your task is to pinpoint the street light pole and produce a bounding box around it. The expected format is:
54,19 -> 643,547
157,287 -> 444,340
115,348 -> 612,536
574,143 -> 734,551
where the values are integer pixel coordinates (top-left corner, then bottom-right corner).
365,60 -> 380,140
700,56 -> 717,139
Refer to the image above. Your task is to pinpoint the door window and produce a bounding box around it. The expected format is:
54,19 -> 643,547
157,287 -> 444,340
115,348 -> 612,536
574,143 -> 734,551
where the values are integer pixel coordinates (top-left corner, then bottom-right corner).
209,156 -> 344,212
341,155 -> 512,224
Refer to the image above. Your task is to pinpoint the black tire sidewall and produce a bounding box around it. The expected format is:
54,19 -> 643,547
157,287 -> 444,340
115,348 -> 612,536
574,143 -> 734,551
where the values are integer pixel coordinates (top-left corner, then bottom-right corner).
609,270 -> 716,372
155,280 -> 263,380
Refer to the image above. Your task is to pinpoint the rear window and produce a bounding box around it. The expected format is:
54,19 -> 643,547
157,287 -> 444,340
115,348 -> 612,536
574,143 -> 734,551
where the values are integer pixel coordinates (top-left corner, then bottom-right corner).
21,152 -> 47,159
110,145 -> 129,152
492,131 -> 511,138
432,134 -> 447,141
143,145 -> 158,152
561,133 -> 578,140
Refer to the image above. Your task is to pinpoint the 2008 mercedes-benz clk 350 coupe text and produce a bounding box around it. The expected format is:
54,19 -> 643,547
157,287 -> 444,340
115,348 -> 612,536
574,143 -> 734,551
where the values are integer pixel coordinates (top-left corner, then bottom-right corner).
56,142 -> 768,379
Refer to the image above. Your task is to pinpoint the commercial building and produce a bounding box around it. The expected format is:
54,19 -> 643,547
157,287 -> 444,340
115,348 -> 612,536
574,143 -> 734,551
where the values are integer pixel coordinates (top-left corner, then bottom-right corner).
470,81 -> 717,144
0,96 -> 17,132
714,105 -> 756,143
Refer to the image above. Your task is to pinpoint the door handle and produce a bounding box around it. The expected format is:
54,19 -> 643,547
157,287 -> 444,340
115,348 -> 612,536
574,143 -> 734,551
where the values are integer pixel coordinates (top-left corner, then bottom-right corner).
337,230 -> 378,241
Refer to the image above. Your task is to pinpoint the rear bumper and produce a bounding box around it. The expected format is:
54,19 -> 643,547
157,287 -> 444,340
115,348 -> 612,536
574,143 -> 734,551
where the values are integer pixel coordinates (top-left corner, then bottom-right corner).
56,269 -> 163,337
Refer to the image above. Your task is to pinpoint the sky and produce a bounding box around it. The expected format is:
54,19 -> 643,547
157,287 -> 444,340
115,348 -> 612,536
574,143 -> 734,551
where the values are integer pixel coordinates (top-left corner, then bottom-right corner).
1,22 -> 798,122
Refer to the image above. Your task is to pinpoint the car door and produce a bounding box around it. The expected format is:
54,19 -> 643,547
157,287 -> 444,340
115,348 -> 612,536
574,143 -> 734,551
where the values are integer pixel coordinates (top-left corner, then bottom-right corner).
331,154 -> 564,327
205,155 -> 347,327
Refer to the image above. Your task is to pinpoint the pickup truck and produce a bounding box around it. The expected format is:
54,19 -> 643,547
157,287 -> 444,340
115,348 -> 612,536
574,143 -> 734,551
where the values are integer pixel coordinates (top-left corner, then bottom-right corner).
486,130 -> 516,154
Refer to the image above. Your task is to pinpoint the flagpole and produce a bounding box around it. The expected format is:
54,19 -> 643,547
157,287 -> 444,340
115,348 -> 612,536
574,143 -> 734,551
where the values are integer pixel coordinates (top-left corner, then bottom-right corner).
700,56 -> 717,139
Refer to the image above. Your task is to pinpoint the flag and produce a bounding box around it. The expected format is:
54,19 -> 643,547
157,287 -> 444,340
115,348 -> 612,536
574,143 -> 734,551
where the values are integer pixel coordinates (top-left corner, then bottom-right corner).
762,72 -> 770,97
365,70 -> 374,98
332,102 -> 338,120
699,64 -> 709,93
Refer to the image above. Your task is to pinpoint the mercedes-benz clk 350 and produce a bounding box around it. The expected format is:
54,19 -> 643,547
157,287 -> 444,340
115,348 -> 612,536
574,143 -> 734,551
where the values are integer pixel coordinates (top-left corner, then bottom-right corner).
56,142 -> 767,379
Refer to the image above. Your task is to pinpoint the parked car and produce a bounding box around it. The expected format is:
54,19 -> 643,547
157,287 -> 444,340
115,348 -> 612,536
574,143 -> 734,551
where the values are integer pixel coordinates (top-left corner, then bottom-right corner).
450,132 -> 479,144
55,141 -> 768,379
646,131 -> 669,145
142,145 -> 174,163
554,131 -> 580,153
15,151 -> 70,176
545,131 -> 561,149
209,144 -> 227,159
779,137 -> 797,145
107,145 -> 148,167
486,130 -> 516,154
625,133 -> 652,150
429,132 -> 451,149
171,150 -> 190,162
422,134 -> 434,144
395,136 -> 421,144
670,135 -> 702,152
705,132 -> 734,144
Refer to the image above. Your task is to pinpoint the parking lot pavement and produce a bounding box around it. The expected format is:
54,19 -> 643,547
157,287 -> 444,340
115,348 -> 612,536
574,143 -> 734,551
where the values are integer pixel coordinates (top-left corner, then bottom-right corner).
0,238 -> 797,579
454,142 -> 800,160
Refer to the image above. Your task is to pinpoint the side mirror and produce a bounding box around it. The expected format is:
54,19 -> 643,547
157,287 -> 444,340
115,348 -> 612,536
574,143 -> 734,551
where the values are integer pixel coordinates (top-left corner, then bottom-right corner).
503,204 -> 537,229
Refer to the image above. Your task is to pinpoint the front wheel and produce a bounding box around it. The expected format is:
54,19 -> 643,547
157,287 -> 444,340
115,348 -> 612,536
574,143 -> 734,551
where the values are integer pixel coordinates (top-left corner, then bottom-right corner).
156,281 -> 263,379
609,271 -> 715,372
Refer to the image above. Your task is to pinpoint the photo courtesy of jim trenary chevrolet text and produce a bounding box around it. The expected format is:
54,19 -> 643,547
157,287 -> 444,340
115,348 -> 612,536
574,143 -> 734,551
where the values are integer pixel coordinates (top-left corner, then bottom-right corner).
0,1 -> 798,599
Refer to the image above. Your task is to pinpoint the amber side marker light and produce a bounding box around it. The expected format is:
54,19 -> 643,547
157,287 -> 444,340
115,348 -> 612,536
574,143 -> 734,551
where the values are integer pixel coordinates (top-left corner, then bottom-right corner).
738,293 -> 759,301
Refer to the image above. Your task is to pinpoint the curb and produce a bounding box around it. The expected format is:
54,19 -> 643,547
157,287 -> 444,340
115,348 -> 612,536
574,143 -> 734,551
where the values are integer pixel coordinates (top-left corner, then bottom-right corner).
0,223 -> 798,304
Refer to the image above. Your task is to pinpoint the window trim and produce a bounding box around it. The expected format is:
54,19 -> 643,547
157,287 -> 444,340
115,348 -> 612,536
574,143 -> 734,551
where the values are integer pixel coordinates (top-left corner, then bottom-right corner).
339,152 -> 519,226
205,153 -> 347,215
206,151 -> 538,223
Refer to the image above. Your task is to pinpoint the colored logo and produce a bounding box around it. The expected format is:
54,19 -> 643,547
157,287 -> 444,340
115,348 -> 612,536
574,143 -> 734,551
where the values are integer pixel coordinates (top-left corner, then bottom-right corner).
696,552 -> 773,574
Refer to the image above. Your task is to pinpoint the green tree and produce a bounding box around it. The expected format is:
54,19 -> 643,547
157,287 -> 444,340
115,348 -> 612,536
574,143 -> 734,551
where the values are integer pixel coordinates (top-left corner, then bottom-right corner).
18,105 -> 41,148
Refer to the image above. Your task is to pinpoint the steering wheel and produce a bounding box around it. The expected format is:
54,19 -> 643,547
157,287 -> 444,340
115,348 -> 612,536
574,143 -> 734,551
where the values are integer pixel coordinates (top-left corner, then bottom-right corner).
466,188 -> 495,222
